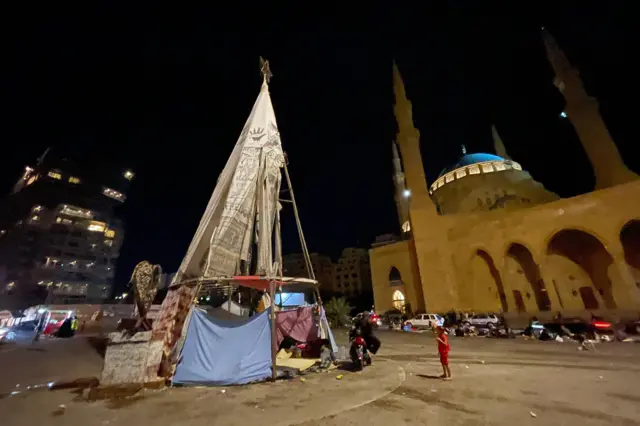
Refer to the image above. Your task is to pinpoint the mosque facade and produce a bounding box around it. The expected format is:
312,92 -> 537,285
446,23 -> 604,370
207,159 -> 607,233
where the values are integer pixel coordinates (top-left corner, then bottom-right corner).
370,31 -> 640,319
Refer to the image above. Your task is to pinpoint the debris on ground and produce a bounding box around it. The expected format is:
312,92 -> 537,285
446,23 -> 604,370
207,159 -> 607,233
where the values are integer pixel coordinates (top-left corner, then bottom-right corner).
52,404 -> 67,416
336,375 -> 343,380
530,411 -> 537,418
220,389 -> 226,394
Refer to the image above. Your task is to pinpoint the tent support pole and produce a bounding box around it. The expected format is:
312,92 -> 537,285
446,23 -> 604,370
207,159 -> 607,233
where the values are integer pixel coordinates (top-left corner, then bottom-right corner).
283,156 -> 322,306
270,280 -> 277,380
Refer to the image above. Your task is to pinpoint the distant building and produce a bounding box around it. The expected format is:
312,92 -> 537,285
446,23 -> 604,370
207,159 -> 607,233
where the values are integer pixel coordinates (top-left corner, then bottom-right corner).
333,248 -> 372,297
0,152 -> 132,309
283,253 -> 334,290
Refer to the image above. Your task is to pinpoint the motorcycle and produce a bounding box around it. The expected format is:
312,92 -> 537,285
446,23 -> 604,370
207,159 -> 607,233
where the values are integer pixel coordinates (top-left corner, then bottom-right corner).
349,326 -> 372,370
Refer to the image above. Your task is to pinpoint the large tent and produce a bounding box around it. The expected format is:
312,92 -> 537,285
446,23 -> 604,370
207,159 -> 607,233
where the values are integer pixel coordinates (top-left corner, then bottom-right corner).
152,61 -> 336,386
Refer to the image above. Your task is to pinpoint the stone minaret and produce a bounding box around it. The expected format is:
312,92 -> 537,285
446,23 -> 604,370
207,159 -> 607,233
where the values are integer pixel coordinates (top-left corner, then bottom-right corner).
543,29 -> 638,189
392,141 -> 410,233
492,125 -> 511,160
393,62 -> 432,206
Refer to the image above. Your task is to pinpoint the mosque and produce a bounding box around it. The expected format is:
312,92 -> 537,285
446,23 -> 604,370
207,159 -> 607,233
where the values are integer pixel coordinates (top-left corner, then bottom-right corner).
370,30 -> 640,319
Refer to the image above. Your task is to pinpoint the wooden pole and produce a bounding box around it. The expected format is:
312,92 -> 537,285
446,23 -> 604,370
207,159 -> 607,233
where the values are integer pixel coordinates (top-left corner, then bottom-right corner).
283,156 -> 323,306
270,280 -> 277,380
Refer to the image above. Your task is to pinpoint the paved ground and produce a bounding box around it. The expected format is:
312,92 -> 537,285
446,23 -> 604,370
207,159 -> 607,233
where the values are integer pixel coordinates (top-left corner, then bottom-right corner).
2,330 -> 640,425
0,336 -> 104,393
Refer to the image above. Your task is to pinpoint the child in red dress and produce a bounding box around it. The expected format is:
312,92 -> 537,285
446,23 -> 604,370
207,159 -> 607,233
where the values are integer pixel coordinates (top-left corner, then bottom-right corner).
436,326 -> 451,380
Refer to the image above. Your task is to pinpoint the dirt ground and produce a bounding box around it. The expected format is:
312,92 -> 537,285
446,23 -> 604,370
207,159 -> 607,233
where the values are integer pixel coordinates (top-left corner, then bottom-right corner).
2,330 -> 640,425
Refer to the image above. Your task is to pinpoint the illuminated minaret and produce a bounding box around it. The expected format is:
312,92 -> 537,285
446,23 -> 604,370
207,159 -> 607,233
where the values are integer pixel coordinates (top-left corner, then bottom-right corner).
543,29 -> 638,189
392,61 -> 449,312
392,141 -> 410,233
393,62 -> 432,206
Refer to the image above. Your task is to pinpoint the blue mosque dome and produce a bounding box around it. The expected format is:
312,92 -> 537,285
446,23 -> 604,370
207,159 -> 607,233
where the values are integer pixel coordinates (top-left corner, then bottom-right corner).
439,153 -> 506,177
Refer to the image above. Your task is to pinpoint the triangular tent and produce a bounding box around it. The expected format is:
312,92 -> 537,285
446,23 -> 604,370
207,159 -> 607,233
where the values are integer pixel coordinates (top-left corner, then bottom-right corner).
174,75 -> 284,283
152,62 -> 336,386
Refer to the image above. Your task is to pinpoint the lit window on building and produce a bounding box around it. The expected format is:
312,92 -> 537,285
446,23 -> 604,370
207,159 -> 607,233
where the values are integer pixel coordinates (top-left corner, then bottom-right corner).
104,229 -> 116,238
48,171 -> 62,180
104,239 -> 113,247
481,163 -> 494,173
32,205 -> 43,212
30,215 -> 40,222
102,187 -> 125,202
124,170 -> 135,180
402,221 -> 411,233
437,178 -> 444,188
60,205 -> 93,219
444,172 -> 455,183
87,221 -> 106,232
455,169 -> 467,179
6,282 -> 16,291
68,176 -> 81,184
55,217 -> 74,225
512,162 -> 522,171
468,165 -> 480,175
26,175 -> 38,186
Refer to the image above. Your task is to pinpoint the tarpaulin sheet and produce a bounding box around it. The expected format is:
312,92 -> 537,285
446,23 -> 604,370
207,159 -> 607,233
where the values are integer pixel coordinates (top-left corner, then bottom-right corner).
172,308 -> 272,386
276,306 -> 318,346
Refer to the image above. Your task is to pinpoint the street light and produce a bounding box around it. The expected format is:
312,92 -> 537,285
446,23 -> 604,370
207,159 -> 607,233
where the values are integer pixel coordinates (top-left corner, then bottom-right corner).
560,111 -> 567,118
402,189 -> 412,198
124,170 -> 135,181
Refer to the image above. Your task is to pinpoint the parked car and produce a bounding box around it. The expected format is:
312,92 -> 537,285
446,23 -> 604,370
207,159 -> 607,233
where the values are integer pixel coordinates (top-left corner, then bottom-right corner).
0,327 -> 15,342
463,314 -> 501,328
405,313 -> 444,329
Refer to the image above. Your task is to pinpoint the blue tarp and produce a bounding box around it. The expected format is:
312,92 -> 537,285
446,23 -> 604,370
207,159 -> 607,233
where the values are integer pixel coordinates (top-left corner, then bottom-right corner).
173,308 -> 272,386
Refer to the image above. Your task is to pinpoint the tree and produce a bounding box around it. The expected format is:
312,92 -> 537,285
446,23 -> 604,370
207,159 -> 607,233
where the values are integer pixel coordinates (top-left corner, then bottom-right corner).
324,297 -> 353,327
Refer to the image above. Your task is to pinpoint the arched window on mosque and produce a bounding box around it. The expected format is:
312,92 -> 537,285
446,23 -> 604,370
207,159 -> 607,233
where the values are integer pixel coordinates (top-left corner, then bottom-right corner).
389,267 -> 402,287
402,221 -> 411,233
392,290 -> 406,312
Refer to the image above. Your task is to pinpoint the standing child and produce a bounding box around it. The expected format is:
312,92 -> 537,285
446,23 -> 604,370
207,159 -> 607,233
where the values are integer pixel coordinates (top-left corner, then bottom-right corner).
436,326 -> 451,380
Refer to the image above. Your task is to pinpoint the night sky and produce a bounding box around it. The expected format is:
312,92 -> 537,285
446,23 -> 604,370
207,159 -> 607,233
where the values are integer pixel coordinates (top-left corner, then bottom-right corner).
2,3 -> 638,290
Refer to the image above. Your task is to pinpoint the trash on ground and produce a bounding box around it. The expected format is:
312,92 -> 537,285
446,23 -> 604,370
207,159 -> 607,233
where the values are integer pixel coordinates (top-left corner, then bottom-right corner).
530,411 -> 537,418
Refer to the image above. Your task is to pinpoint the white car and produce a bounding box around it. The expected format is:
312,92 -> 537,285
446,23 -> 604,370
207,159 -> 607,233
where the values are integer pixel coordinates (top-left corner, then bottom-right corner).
406,313 -> 444,329
0,327 -> 16,342
464,314 -> 500,328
